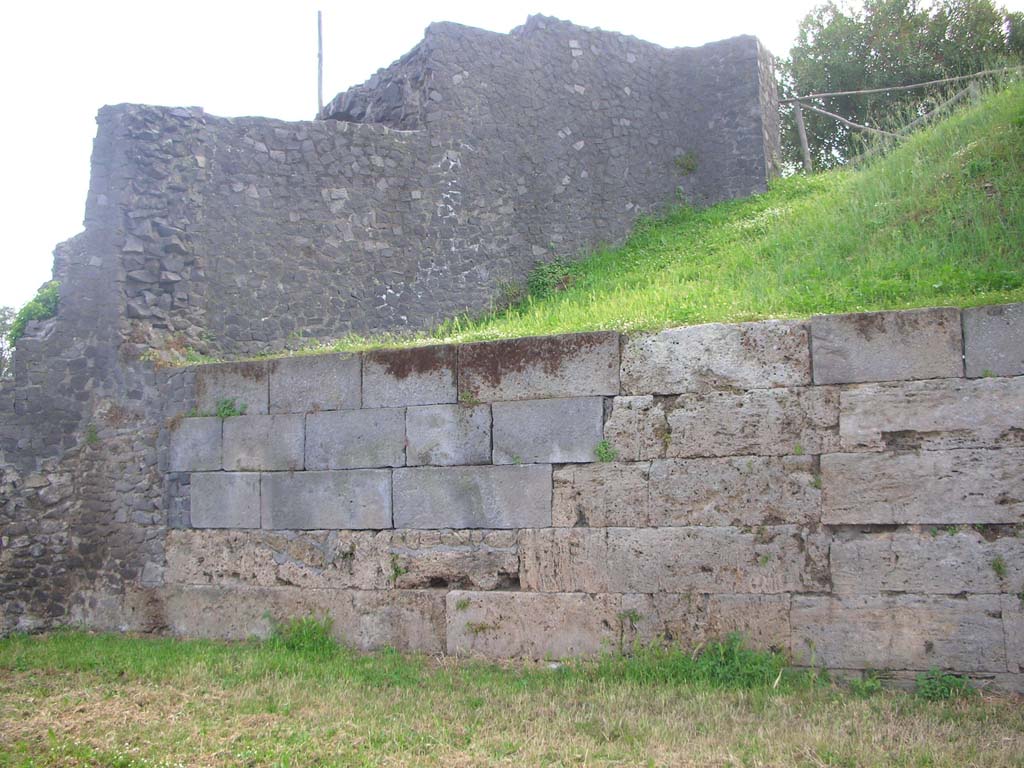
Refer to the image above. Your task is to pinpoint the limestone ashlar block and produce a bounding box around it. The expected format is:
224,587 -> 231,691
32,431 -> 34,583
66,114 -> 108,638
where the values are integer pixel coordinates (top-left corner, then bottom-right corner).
164,529 -> 389,590
190,471 -> 260,529
168,416 -> 221,472
446,590 -> 622,659
261,470 -> 392,530
839,377 -> 1024,452
831,530 -> 1024,595
223,414 -> 304,471
384,529 -> 519,590
362,345 -> 457,407
647,455 -> 821,527
810,307 -> 963,384
458,331 -> 619,402
406,404 -> 491,466
620,319 -> 810,395
1003,594 -> 1022,673
305,408 -> 405,470
821,448 -> 1024,524
603,395 -> 670,461
159,583 -> 445,652
392,465 -> 552,529
621,593 -> 792,652
790,594 -> 1007,672
268,354 -> 360,414
518,526 -> 829,594
666,387 -> 840,458
552,462 -> 651,526
963,302 -> 1024,377
492,396 -> 604,464
195,361 -> 269,415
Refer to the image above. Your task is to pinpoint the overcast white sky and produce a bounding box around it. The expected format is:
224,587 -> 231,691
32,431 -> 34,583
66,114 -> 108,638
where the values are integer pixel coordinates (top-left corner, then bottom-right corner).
1,0 -> 1020,309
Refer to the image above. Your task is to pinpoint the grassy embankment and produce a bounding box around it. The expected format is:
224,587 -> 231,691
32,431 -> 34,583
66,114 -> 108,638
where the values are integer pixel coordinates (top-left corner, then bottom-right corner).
1,628 -> 1022,767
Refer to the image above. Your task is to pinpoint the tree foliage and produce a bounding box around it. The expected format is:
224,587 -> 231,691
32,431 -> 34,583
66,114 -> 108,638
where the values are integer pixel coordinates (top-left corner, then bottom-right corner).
780,0 -> 1024,169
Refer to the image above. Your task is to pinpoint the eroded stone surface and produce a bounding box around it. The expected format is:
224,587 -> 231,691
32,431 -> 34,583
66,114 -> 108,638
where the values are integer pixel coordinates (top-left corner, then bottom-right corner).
1003,594 -> 1022,673
552,463 -> 651,526
393,465 -> 552,529
821,448 -> 1024,524
458,332 -> 619,402
667,387 -> 840,458
305,408 -> 406,469
363,346 -> 457,408
621,320 -> 810,395
385,530 -> 520,590
831,530 -> 1024,594
190,472 -> 260,529
223,414 -> 304,471
492,396 -> 604,464
790,594 -> 1007,672
811,307 -> 963,384
963,303 -> 1024,378
261,470 -> 392,530
195,362 -> 269,415
839,377 -> 1024,452
268,354 -> 361,413
446,590 -> 622,658
168,417 -> 221,472
158,583 -> 445,652
518,526 -> 829,594
603,396 -> 669,461
406,404 -> 491,466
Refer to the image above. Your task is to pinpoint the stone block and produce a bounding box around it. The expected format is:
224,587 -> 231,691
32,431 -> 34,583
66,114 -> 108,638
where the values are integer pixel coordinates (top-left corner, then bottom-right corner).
383,529 -> 519,590
393,465 -> 552,529
168,417 -> 221,472
1003,594 -> 1022,673
621,320 -> 810,395
363,345 -> 457,407
458,331 -> 619,402
839,377 -> 1024,452
648,455 -> 820,527
190,472 -> 260,529
811,307 -> 963,384
305,408 -> 405,469
492,397 -> 604,464
666,387 -> 840,458
964,303 -> 1024,377
261,470 -> 392,530
821,448 -> 1024,524
790,594 -> 1006,672
831,530 -> 1024,594
552,463 -> 651,526
165,529 -> 388,590
222,414 -> 304,471
268,354 -> 360,413
406,404 -> 490,466
621,593 -> 791,652
195,361 -> 269,415
159,584 -> 444,652
518,526 -> 829,594
603,395 -> 669,461
446,590 -> 622,658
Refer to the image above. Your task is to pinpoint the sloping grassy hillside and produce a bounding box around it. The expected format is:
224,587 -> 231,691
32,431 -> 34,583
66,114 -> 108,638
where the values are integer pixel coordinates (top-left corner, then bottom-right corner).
414,81 -> 1022,345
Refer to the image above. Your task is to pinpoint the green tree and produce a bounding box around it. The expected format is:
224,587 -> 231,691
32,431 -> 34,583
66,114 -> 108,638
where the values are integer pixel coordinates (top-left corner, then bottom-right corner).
0,306 -> 14,378
780,0 -> 1024,169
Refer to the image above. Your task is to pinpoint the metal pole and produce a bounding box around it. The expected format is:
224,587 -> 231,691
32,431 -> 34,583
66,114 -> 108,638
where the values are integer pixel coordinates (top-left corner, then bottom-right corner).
317,11 -> 324,118
793,102 -> 812,173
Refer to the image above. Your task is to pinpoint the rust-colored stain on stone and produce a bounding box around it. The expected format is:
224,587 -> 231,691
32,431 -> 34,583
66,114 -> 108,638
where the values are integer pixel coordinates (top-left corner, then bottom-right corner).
367,345 -> 455,380
459,332 -> 614,388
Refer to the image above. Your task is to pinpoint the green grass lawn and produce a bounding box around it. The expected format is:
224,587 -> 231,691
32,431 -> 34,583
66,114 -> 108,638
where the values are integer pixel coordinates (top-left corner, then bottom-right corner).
248,80 -> 1023,360
1,630 -> 1022,767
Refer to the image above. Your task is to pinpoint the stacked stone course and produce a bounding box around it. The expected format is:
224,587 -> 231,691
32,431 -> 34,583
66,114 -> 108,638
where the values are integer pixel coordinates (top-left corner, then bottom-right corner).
154,304 -> 1024,690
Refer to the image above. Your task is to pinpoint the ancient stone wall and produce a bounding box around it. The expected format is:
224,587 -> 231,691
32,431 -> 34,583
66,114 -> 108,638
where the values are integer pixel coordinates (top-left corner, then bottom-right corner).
133,303 -> 1024,688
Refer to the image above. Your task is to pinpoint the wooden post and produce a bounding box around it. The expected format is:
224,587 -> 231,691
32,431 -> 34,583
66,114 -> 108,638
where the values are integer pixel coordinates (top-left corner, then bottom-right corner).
317,11 -> 324,118
793,101 -> 812,173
